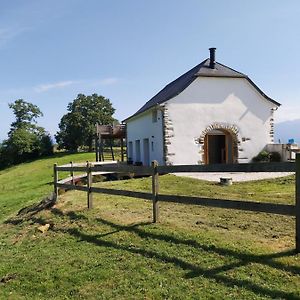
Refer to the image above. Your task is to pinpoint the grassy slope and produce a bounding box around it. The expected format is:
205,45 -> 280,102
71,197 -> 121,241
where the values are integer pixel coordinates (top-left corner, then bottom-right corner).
0,152 -> 95,222
0,156 -> 299,299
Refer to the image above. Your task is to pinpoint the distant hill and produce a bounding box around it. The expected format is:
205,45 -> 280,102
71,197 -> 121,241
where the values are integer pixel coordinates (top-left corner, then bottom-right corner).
275,119 -> 300,144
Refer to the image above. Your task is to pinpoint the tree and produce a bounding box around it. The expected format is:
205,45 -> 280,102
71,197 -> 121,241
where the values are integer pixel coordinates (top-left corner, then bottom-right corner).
0,99 -> 53,168
8,99 -> 43,132
56,93 -> 116,151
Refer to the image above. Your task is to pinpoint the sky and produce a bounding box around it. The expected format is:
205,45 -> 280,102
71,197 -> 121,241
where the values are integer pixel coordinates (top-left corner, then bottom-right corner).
0,0 -> 300,141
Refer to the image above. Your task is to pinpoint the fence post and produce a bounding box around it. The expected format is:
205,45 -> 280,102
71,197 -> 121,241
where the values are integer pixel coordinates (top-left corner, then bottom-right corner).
87,161 -> 93,209
296,153 -> 300,252
121,138 -> 124,162
152,160 -> 159,223
53,163 -> 58,200
70,161 -> 75,185
95,135 -> 99,162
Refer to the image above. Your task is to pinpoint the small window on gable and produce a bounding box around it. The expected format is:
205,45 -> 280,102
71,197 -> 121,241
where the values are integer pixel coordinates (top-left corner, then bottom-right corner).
152,109 -> 157,123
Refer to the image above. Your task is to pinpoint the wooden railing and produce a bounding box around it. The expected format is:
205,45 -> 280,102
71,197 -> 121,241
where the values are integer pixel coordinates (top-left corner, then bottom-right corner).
53,155 -> 300,252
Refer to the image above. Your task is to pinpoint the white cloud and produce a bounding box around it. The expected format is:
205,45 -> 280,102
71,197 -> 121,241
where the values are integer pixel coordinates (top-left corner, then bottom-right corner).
98,77 -> 119,86
34,77 -> 119,93
34,80 -> 76,93
0,26 -> 30,47
275,104 -> 300,123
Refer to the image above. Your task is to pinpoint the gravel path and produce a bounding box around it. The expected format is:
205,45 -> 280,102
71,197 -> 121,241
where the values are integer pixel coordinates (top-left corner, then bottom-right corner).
174,172 -> 294,182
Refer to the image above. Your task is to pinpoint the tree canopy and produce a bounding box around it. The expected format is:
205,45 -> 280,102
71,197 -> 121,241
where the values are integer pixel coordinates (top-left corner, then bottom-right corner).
8,99 -> 43,131
0,99 -> 53,168
55,93 -> 116,151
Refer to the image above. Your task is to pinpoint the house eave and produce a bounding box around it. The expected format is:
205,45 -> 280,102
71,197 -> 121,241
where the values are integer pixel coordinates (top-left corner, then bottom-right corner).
123,107 -> 156,123
245,77 -> 281,107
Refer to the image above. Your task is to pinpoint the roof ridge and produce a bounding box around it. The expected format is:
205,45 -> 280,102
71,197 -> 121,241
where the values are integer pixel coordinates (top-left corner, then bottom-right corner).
214,61 -> 247,77
161,59 -> 207,89
130,61 -> 206,117
124,57 -> 280,122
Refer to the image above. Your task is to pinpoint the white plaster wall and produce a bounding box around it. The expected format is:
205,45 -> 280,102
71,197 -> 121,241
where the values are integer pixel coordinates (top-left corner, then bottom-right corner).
164,77 -> 277,165
126,109 -> 164,165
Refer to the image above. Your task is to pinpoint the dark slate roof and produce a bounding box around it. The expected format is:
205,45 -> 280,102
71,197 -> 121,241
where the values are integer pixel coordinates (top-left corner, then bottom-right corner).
124,58 -> 280,121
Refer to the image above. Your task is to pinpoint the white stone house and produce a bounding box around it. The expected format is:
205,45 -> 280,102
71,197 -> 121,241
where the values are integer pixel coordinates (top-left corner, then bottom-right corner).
124,48 -> 280,166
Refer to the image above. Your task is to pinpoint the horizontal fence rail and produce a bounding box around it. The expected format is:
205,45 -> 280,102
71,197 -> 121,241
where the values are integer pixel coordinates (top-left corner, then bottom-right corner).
56,166 -> 87,172
56,164 -> 153,175
57,182 -> 295,216
56,162 -> 296,173
157,162 -> 296,173
92,165 -> 153,174
53,158 -> 300,252
56,183 -> 88,192
91,187 -> 153,201
157,195 -> 295,216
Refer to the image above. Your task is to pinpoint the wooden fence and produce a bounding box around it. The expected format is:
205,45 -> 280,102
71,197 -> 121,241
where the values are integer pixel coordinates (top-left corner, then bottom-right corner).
54,154 -> 300,252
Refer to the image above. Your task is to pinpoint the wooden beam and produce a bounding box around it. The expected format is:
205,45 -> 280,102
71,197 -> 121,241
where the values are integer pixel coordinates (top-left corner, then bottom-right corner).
57,162 -> 295,173
92,164 -> 153,174
121,138 -> 124,162
53,163 -> 58,200
70,161 -> 75,185
157,194 -> 295,216
91,186 -> 152,200
110,139 -> 115,161
56,166 -> 87,172
56,183 -> 88,192
157,162 -> 296,173
100,135 -> 104,161
87,162 -> 93,209
95,135 -> 99,162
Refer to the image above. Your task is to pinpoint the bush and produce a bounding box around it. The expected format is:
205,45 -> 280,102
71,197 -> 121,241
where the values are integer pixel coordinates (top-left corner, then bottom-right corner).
0,130 -> 53,169
252,151 -> 270,162
269,151 -> 281,162
40,135 -> 54,156
252,151 -> 281,163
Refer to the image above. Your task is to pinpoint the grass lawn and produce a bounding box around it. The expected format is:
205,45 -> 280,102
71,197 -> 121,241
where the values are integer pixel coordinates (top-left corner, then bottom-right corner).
0,152 -> 96,223
0,155 -> 299,299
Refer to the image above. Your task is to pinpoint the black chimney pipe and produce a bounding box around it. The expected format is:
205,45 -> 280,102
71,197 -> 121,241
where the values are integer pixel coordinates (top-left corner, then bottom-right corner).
209,47 -> 216,69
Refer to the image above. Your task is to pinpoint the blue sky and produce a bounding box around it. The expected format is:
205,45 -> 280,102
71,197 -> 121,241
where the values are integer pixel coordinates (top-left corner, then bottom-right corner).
0,0 -> 300,141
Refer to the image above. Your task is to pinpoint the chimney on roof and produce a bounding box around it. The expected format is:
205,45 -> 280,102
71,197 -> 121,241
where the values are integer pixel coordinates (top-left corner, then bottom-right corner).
209,47 -> 216,69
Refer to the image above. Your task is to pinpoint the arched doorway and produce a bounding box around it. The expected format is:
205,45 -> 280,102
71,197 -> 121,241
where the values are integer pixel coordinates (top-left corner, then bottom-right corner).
204,129 -> 236,164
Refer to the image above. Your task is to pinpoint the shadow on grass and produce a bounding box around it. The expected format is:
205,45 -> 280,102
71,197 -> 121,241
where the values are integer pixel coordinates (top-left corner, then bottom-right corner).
95,217 -> 299,275
50,209 -> 300,299
6,207 -> 300,299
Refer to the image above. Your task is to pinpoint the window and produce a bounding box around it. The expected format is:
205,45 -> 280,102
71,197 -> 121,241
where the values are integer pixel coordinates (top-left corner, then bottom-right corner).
143,139 -> 150,166
135,140 -> 141,162
128,141 -> 133,160
152,109 -> 157,123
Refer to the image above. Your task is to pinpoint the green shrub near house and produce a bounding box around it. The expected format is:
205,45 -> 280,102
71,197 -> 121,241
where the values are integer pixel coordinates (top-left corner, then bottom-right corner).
252,150 -> 281,163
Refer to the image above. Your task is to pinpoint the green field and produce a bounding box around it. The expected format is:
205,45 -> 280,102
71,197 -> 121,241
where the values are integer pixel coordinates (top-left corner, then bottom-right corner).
0,153 -> 299,299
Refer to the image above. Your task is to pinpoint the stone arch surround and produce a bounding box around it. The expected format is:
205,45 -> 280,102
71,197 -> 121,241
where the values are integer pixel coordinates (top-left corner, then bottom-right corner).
199,123 -> 241,164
